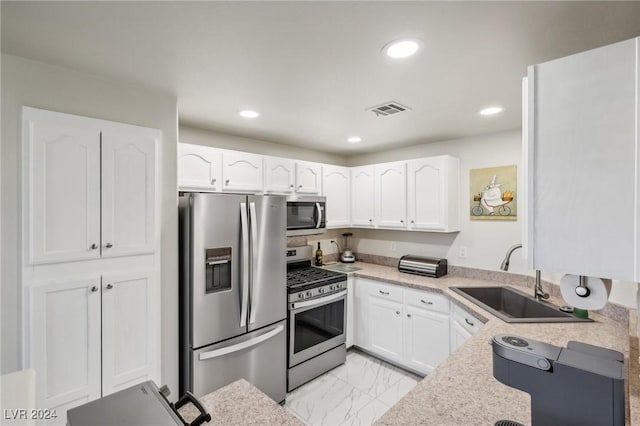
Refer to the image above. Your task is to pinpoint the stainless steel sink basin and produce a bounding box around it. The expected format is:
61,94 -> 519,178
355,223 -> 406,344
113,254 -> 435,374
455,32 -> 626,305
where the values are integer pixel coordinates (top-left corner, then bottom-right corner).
450,286 -> 593,323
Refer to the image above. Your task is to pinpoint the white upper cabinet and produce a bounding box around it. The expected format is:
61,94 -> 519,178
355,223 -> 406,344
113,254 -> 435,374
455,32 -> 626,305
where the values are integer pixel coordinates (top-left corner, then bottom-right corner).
351,166 -> 375,227
322,165 -> 351,227
527,37 -> 640,281
221,149 -> 264,193
375,162 -> 407,229
177,143 -> 222,191
25,108 -> 102,264
295,161 -> 322,194
407,155 -> 460,232
23,107 -> 159,265
101,124 -> 158,258
264,156 -> 295,193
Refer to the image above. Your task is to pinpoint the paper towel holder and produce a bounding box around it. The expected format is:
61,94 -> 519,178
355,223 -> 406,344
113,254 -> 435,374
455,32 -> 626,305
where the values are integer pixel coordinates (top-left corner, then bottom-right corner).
575,275 -> 591,297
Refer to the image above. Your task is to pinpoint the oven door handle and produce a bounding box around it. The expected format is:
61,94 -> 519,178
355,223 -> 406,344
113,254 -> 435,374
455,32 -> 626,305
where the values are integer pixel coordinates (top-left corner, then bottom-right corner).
291,289 -> 347,310
315,202 -> 323,229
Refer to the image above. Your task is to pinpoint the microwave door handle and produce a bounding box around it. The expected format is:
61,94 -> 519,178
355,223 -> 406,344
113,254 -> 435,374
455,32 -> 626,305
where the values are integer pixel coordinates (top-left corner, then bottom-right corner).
240,202 -> 249,328
315,202 -> 322,229
248,202 -> 258,325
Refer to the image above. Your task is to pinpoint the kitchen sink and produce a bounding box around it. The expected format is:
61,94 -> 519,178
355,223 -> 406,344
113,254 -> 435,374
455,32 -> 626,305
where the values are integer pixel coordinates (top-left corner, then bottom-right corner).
450,286 -> 593,323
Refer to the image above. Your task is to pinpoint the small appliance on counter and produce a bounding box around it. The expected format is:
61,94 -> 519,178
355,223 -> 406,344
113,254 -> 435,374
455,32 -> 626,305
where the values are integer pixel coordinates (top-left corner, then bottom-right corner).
340,232 -> 355,263
67,381 -> 210,426
492,334 -> 625,426
398,255 -> 447,277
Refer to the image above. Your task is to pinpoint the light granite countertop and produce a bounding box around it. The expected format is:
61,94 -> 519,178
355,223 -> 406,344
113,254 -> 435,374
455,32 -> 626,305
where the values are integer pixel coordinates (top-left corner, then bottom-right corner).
178,379 -> 302,426
331,262 -> 637,425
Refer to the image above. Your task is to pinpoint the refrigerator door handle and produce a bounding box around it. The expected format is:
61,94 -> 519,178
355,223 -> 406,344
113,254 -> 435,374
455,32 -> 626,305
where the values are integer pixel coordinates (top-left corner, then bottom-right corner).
315,202 -> 323,229
248,202 -> 259,325
198,324 -> 284,361
240,202 -> 249,328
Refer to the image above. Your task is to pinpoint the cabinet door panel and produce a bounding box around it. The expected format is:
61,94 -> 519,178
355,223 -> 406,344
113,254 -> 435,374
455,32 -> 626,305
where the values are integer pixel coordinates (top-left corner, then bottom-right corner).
178,143 -> 222,191
368,295 -> 403,364
101,270 -> 160,396
529,38 -> 637,280
295,161 -> 322,194
221,150 -> 263,192
29,278 -> 101,418
264,156 -> 295,193
351,166 -> 375,227
450,320 -> 472,353
375,162 -> 407,228
101,125 -> 159,257
24,108 -> 101,264
404,306 -> 449,374
322,165 -> 350,227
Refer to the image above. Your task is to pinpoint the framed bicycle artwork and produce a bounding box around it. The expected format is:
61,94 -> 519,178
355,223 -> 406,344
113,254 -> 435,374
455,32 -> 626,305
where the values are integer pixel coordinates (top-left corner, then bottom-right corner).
469,165 -> 517,221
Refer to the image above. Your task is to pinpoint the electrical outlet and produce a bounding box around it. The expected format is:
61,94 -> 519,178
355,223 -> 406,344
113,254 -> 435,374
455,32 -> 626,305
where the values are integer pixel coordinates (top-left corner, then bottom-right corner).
459,246 -> 468,258
390,242 -> 397,252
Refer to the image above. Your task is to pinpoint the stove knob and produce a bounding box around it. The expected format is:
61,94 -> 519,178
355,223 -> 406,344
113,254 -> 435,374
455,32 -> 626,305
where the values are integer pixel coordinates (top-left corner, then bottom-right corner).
298,293 -> 304,299
330,285 -> 335,291
306,291 -> 312,297
318,288 -> 324,294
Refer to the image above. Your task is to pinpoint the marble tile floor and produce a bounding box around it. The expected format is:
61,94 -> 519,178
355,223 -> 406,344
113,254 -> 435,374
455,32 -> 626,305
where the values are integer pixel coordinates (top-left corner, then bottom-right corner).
285,350 -> 422,426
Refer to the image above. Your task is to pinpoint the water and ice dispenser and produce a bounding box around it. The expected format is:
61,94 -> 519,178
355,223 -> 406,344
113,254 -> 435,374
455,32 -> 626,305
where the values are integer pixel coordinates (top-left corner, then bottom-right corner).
492,334 -> 625,426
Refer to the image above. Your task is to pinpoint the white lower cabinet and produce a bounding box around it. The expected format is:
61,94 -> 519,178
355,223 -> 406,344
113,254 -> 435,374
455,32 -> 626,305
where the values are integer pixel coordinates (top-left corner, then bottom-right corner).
354,279 -> 462,375
27,269 -> 160,423
450,303 -> 483,353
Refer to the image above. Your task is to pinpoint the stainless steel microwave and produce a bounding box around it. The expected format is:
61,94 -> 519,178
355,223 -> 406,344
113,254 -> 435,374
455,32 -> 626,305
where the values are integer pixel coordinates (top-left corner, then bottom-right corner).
286,195 -> 327,236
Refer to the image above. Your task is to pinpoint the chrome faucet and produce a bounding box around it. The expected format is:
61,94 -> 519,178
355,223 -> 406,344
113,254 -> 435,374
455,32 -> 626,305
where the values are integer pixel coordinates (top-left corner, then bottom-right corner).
500,244 -> 549,301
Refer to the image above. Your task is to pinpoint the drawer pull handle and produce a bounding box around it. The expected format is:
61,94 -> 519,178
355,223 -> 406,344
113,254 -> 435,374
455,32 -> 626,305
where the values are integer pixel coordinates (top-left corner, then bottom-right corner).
396,311 -> 400,315
465,318 -> 474,326
420,299 -> 434,305
379,290 -> 390,295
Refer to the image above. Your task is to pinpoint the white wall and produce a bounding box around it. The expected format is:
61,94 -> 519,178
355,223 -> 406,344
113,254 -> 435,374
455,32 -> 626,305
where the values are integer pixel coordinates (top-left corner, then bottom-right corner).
0,54 -> 180,394
179,124 -> 347,165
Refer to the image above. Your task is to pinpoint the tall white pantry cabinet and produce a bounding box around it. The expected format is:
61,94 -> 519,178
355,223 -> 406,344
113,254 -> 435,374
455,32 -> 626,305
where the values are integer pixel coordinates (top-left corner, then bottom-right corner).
21,107 -> 161,421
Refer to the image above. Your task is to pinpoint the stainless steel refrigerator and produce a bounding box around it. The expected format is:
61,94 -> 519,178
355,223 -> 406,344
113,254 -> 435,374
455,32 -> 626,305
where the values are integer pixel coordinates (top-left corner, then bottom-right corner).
179,193 -> 287,402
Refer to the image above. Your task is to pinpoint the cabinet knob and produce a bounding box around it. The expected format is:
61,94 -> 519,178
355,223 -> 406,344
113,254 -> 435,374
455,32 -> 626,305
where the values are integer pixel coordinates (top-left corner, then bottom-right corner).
298,185 -> 303,188
407,314 -> 412,318
369,219 -> 373,222
91,286 -> 99,292
379,290 -> 390,296
105,242 -> 113,248
225,179 -> 230,185
396,311 -> 400,315
411,220 -> 415,224
211,178 -> 217,185
106,284 -> 113,290
400,220 -> 404,223
90,243 -> 98,250
420,299 -> 434,305
290,184 -> 294,188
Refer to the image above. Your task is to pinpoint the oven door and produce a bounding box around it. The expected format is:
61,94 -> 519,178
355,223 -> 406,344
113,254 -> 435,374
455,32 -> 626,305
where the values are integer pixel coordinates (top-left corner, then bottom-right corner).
286,197 -> 326,236
289,289 -> 347,367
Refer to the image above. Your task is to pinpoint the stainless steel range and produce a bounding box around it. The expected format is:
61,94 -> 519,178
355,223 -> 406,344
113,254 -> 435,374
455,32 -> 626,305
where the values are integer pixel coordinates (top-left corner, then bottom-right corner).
286,246 -> 347,392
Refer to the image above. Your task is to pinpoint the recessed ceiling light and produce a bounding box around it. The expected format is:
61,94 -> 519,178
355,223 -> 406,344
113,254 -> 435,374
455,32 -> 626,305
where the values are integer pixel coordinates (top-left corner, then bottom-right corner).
239,110 -> 260,118
347,136 -> 362,143
382,39 -> 422,59
479,106 -> 504,116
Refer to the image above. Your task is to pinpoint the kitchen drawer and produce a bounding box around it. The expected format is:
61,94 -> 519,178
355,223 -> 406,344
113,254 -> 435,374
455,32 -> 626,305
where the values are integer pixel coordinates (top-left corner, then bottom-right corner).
404,288 -> 450,314
363,279 -> 403,303
452,303 -> 483,335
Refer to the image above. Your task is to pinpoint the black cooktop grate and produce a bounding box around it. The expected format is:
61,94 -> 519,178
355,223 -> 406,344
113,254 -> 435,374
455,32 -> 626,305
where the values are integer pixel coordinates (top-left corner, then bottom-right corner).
286,267 -> 346,290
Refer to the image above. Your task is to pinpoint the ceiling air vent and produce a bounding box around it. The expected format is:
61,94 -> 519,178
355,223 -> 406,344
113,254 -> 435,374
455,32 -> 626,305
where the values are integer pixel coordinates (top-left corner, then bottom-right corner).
366,101 -> 411,117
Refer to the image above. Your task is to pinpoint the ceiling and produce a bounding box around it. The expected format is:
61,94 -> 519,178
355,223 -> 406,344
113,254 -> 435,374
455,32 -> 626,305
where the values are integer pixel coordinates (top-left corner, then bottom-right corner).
2,1 -> 640,155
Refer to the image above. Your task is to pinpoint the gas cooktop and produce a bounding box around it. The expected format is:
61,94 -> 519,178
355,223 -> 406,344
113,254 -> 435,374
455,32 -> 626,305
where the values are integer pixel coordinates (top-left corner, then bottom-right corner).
286,267 -> 346,292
